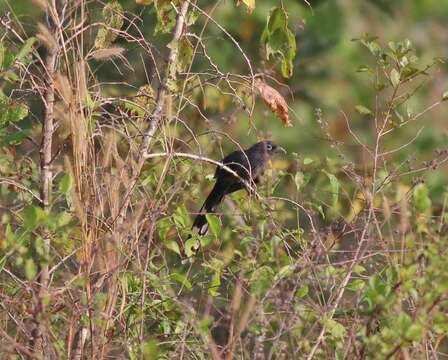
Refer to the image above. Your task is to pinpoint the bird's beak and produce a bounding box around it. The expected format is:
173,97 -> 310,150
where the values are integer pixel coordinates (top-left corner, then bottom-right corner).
275,146 -> 287,154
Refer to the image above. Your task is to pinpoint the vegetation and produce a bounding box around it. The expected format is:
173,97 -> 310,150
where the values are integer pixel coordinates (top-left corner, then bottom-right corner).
0,0 -> 447,359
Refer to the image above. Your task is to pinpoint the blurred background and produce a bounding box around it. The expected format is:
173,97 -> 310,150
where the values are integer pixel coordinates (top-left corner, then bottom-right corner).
3,0 -> 447,201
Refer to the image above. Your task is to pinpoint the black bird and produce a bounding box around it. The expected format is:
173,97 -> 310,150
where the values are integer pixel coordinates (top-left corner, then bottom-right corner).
191,141 -> 285,235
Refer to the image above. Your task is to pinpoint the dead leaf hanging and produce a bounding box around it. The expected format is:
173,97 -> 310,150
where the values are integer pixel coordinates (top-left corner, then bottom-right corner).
255,79 -> 291,126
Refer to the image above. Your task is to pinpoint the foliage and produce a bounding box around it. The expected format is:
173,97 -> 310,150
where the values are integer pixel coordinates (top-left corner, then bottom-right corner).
0,0 -> 447,359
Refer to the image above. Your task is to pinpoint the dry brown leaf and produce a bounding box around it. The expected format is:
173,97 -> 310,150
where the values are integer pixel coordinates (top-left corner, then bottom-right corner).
255,79 -> 291,126
91,47 -> 125,60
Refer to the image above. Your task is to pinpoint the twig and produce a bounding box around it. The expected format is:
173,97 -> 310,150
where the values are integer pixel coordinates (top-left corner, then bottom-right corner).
0,178 -> 42,203
116,0 -> 191,225
31,0 -> 66,354
144,151 -> 259,195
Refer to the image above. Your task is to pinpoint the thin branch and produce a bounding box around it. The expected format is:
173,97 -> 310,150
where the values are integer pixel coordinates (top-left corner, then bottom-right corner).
0,178 -> 42,203
115,0 -> 191,225
144,151 -> 259,195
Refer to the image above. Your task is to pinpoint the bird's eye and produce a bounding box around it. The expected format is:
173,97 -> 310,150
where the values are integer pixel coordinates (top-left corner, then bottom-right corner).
266,143 -> 273,151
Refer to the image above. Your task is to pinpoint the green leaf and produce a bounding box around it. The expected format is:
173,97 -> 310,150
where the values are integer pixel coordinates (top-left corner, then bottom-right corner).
142,339 -> 160,360
164,240 -> 181,255
208,270 -> 221,297
347,279 -> 365,291
154,0 -> 177,34
197,316 -> 212,337
323,171 -> 339,207
23,206 -> 38,230
16,37 -> 37,62
390,68 -> 400,87
184,237 -> 199,257
199,234 -> 213,248
0,43 -> 5,71
241,0 -> 255,13
177,38 -> 193,73
25,258 -> 37,280
261,7 -> 296,78
94,1 -> 124,49
275,264 -> 294,280
186,10 -> 199,26
205,214 -> 221,237
356,65 -> 370,72
0,43 -> 15,71
10,103 -> 29,122
295,285 -> 309,298
56,212 -> 72,228
355,105 -> 373,115
157,218 -> 171,241
303,157 -> 314,165
405,323 -> 422,342
5,224 -> 15,242
173,206 -> 188,229
294,171 -> 304,191
34,237 -> 45,256
365,40 -> 382,57
413,183 -> 431,214
250,266 -> 275,297
0,130 -> 29,147
326,319 -> 346,339
170,272 -> 192,290
397,313 -> 412,335
58,173 -> 72,194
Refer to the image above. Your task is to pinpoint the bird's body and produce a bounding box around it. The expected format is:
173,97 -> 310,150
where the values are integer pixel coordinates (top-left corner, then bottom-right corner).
192,141 -> 283,235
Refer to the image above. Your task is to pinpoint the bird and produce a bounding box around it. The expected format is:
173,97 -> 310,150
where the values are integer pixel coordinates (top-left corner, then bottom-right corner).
191,141 -> 285,236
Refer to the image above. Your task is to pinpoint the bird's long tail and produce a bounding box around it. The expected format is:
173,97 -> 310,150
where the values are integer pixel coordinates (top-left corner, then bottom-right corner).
192,183 -> 225,236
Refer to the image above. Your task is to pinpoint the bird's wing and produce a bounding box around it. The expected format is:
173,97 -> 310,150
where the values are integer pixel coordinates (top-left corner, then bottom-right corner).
215,149 -> 251,180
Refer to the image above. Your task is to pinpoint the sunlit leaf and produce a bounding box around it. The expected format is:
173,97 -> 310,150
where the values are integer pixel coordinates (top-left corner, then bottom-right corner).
16,37 -> 37,62
295,285 -> 309,298
170,272 -> 192,290
25,258 -> 37,280
23,206 -> 42,230
250,265 -> 275,297
58,173 -> 72,194
413,183 -> 431,214
208,270 -> 221,297
154,0 -> 177,34
184,237 -> 199,258
94,1 -> 124,49
241,0 -> 255,13
355,105 -> 373,115
303,158 -> 314,165
142,339 -> 160,360
261,7 -> 296,78
323,171 -> 340,207
326,319 -> 346,339
164,240 -> 181,255
390,68 -> 400,87
205,214 -> 221,237
347,279 -> 365,291
177,38 -> 193,73
294,171 -> 304,191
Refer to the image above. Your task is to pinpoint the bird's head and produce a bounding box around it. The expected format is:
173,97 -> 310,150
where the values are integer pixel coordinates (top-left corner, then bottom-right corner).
261,140 -> 286,156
